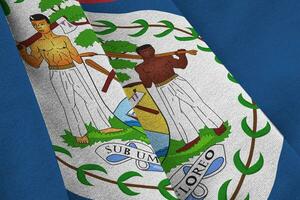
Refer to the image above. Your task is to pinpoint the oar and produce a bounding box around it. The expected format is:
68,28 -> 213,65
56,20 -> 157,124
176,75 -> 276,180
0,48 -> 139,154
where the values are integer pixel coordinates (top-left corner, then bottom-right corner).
81,49 -> 198,60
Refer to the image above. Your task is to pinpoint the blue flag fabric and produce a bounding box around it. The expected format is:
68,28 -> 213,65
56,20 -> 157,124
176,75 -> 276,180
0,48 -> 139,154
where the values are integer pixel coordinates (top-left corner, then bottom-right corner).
0,0 -> 300,199
0,10 -> 69,200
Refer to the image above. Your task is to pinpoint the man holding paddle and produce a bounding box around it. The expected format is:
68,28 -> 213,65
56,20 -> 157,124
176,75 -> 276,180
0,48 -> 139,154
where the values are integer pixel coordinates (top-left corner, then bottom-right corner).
135,44 -> 226,152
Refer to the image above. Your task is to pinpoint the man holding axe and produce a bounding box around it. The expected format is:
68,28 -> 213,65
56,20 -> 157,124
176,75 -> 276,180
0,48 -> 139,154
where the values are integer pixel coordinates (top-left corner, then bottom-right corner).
18,14 -> 120,144
135,44 -> 226,152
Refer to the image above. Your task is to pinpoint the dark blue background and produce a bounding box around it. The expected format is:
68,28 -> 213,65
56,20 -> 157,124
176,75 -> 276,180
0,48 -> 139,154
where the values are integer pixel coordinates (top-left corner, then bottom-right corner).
1,0 -> 300,199
81,0 -> 180,15
0,11 -> 69,200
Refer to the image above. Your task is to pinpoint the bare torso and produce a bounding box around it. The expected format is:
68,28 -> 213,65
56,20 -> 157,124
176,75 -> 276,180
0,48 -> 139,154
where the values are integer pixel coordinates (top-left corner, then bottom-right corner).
137,56 -> 176,84
19,32 -> 82,69
135,55 -> 187,88
35,35 -> 74,66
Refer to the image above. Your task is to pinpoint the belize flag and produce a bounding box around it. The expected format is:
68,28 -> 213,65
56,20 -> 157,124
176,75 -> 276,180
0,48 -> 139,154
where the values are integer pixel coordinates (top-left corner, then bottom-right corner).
0,0 -> 300,200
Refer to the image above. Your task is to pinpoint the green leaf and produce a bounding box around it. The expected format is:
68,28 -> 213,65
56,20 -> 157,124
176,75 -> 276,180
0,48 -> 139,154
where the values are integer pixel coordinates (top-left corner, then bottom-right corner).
49,5 -> 85,23
175,27 -> 199,41
0,0 -> 10,16
39,0 -> 65,12
97,37 -> 104,43
109,59 -> 137,69
38,0 -> 65,12
234,150 -> 264,175
158,179 -> 178,200
241,117 -> 253,137
102,40 -> 137,53
116,72 -> 131,82
238,94 -> 258,110
197,45 -> 212,52
129,19 -> 149,37
79,164 -> 107,172
218,179 -> 231,200
15,0 -> 25,3
257,122 -> 271,137
245,193 -> 250,200
85,122 -> 98,133
52,145 -> 72,158
94,20 -> 117,35
75,29 -> 99,48
77,168 -> 93,186
117,171 -> 142,196
76,164 -> 107,186
241,117 -> 271,138
154,20 -> 174,38
215,56 -> 222,64
227,73 -> 238,84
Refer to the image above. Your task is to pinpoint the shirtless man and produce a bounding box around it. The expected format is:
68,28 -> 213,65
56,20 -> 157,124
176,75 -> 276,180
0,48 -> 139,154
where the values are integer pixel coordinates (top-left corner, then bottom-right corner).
18,14 -> 119,143
135,44 -> 226,152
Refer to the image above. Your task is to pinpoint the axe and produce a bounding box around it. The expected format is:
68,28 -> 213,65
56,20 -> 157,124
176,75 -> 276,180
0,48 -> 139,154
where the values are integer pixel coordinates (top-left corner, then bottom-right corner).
17,17 -> 111,102
128,89 -> 159,115
17,17 -> 78,48
17,17 -> 119,96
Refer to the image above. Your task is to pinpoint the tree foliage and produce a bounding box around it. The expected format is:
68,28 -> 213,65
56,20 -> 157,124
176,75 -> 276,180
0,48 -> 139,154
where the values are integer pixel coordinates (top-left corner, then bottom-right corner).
116,72 -> 131,83
75,29 -> 98,48
101,40 -> 138,82
49,5 -> 85,23
109,59 -> 137,69
102,40 -> 137,53
39,0 -> 65,12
